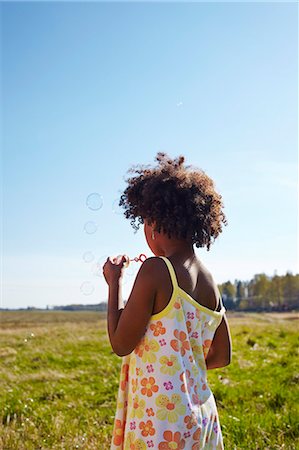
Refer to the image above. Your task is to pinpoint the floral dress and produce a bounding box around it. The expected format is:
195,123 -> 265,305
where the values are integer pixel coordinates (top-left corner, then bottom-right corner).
110,256 -> 226,449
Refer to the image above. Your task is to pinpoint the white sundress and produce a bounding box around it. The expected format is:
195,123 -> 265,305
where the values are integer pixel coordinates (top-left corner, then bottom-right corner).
110,255 -> 227,449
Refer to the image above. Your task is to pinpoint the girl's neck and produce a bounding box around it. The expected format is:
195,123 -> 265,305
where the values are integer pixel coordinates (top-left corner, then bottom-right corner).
161,241 -> 195,261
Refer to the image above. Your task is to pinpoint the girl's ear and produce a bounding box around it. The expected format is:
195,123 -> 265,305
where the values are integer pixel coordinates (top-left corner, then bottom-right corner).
151,220 -> 157,231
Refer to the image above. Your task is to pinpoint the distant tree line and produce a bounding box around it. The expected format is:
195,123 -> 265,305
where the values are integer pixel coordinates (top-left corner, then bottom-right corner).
51,302 -> 108,311
219,271 -> 299,312
2,272 -> 298,312
50,271 -> 299,312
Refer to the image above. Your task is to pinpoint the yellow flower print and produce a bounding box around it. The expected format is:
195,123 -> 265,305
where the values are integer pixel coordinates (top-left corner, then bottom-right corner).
132,378 -> 138,393
129,355 -> 137,376
188,337 -> 206,371
136,367 -> 144,377
168,299 -> 184,321
129,394 -> 146,419
155,393 -> 186,423
190,337 -> 204,359
134,336 -> 160,363
159,354 -> 181,376
124,431 -> 147,450
191,361 -> 200,377
116,399 -> 124,410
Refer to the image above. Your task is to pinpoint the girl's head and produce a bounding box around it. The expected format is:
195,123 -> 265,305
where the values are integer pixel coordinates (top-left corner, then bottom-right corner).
119,152 -> 228,253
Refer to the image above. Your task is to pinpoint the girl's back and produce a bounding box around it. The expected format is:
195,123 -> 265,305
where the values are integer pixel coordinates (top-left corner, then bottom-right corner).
152,255 -> 222,316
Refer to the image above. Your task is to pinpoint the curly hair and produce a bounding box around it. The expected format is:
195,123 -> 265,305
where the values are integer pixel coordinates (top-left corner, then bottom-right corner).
119,152 -> 228,251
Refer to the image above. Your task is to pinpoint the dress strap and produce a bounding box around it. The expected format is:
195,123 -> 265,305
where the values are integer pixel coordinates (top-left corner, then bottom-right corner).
215,294 -> 226,313
158,256 -> 178,291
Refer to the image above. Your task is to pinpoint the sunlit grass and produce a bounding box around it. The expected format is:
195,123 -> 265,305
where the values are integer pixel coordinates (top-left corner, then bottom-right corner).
0,311 -> 298,449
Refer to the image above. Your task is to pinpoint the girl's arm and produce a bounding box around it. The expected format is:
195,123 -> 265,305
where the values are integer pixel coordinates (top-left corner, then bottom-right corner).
106,257 -> 158,356
206,314 -> 232,369
205,347 -> 231,370
107,281 -> 124,348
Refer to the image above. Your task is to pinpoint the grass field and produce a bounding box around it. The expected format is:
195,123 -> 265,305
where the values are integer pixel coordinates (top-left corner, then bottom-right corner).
0,310 -> 298,450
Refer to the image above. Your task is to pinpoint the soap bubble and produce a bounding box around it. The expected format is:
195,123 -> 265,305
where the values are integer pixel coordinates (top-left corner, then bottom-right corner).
112,199 -> 123,215
91,262 -> 102,278
80,281 -> 95,295
92,254 -> 109,277
83,221 -> 98,234
82,251 -> 95,263
86,193 -> 103,210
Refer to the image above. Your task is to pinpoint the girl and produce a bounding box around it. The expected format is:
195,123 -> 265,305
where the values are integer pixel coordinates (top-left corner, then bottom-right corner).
103,152 -> 232,449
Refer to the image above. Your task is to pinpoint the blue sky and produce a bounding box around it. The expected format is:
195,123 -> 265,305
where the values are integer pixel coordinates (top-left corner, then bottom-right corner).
1,1 -> 298,309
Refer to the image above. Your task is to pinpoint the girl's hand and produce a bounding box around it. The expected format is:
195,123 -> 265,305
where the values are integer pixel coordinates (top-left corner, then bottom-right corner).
102,255 -> 129,286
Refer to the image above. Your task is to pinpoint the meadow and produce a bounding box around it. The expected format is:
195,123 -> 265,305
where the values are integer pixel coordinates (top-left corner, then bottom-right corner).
0,310 -> 298,450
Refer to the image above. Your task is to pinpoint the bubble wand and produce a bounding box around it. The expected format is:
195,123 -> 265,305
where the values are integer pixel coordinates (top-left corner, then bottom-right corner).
115,253 -> 147,267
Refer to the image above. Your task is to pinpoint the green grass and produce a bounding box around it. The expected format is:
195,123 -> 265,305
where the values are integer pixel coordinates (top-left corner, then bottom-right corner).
0,310 -> 298,449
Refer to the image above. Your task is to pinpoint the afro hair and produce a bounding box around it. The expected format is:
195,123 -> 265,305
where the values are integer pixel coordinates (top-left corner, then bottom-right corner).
119,152 -> 228,251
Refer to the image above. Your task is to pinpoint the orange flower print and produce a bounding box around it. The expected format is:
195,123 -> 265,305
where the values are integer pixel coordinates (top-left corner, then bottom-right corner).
184,412 -> 198,429
200,376 -> 207,391
139,419 -> 156,437
203,339 -> 213,359
120,363 -> 129,391
195,308 -> 201,320
179,369 -> 194,393
174,300 -> 181,310
186,320 -> 192,335
159,354 -> 181,376
146,407 -> 155,417
155,393 -> 186,423
170,329 -> 190,356
140,376 -> 159,397
134,336 -> 160,363
112,419 -> 124,446
158,430 -> 186,449
192,427 -> 201,449
150,320 -> 166,336
125,431 -> 147,449
132,378 -> 138,393
192,384 -> 201,406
